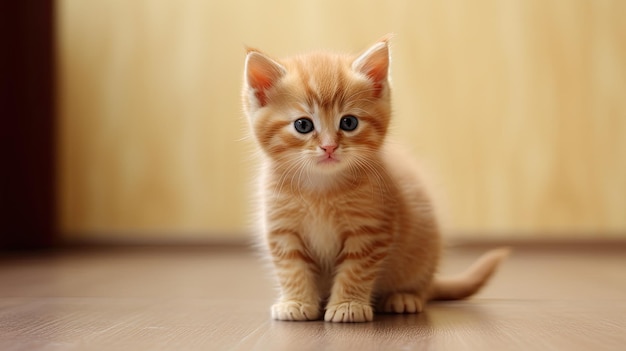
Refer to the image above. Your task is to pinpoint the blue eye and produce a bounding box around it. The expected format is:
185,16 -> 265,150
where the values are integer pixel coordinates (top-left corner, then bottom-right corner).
339,115 -> 358,131
294,118 -> 314,134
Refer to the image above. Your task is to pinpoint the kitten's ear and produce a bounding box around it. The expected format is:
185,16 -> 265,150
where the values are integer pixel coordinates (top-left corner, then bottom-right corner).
244,49 -> 286,107
352,39 -> 390,97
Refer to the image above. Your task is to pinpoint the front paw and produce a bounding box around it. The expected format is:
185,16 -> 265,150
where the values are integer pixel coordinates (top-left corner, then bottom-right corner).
324,301 -> 373,323
271,301 -> 320,321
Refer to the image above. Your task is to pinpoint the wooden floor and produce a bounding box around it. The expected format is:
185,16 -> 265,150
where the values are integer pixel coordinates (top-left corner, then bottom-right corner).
1,243 -> 625,350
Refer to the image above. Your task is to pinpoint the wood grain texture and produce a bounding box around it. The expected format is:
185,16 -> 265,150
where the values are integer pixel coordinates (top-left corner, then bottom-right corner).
1,245 -> 625,350
57,0 -> 626,240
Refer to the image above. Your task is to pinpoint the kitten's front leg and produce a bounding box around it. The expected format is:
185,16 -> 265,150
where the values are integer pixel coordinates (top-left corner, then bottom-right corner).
268,229 -> 321,321
325,228 -> 391,323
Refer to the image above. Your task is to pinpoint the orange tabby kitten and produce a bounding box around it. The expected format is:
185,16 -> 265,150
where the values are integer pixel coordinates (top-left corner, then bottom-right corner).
242,37 -> 509,323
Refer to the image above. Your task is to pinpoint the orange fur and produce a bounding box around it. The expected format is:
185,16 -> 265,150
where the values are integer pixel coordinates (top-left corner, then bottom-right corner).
242,38 -> 508,323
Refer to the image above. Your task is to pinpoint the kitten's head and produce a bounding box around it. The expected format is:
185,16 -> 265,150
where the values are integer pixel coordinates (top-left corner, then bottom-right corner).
242,38 -> 392,179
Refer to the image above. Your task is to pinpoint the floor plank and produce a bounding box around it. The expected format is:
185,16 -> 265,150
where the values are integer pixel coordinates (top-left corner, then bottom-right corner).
0,245 -> 625,350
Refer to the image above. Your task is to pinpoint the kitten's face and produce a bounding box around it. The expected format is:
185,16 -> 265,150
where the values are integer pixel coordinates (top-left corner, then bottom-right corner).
243,41 -> 391,178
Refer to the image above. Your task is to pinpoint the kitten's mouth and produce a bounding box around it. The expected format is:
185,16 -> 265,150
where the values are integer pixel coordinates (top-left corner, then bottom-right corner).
318,155 -> 340,165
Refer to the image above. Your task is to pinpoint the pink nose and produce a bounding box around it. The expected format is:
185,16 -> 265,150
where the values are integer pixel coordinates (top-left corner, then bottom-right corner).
320,144 -> 337,155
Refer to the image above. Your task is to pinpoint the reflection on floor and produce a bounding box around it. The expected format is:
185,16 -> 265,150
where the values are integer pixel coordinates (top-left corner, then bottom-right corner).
1,243 -> 625,350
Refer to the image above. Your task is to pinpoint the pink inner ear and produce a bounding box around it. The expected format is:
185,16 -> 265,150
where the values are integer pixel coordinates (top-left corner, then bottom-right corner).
248,68 -> 274,91
353,42 -> 389,97
246,52 -> 285,107
365,60 -> 387,97
248,69 -> 272,106
364,56 -> 388,83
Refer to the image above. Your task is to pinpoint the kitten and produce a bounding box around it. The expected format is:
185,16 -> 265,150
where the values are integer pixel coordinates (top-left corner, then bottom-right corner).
242,37 -> 509,323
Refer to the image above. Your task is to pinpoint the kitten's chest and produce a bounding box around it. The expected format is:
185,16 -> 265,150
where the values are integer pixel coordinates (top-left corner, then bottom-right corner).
305,215 -> 340,264
298,198 -> 346,264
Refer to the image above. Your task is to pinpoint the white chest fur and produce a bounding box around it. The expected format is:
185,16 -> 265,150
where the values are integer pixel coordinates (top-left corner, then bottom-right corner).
302,208 -> 342,266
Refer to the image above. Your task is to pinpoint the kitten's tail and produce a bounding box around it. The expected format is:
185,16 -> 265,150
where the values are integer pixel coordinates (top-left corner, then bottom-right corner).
428,247 -> 511,301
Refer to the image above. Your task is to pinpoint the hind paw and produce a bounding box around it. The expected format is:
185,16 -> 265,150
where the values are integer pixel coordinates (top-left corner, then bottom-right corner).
378,293 -> 424,313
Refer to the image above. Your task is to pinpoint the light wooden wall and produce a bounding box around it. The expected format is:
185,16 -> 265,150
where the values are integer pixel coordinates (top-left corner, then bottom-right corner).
57,0 -> 626,242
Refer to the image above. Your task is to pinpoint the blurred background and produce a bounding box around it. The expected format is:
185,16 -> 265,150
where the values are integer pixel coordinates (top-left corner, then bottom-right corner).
4,0 -> 626,248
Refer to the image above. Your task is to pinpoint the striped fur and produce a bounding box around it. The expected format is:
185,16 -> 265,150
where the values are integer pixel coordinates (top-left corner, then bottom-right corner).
242,38 -> 508,323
